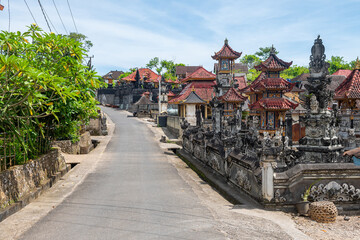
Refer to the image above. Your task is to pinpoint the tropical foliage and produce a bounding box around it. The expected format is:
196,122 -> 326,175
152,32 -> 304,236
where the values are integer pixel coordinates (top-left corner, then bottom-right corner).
146,57 -> 184,80
0,25 -> 102,164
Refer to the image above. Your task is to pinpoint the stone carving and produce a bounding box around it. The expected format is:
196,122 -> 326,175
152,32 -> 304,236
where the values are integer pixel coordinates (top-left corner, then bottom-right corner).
307,181 -> 360,202
235,170 -> 251,192
309,35 -> 329,77
310,95 -> 319,113
210,156 -> 221,171
274,189 -> 286,203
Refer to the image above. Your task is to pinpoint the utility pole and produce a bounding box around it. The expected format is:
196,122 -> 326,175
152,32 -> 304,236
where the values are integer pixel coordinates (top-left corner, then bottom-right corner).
85,55 -> 94,70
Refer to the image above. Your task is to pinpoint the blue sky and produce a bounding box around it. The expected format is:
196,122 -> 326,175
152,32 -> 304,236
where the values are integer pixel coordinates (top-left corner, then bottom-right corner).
1,0 -> 360,75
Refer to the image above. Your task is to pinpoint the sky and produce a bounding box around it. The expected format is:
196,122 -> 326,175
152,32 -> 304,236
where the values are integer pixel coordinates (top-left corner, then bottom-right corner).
1,0 -> 360,75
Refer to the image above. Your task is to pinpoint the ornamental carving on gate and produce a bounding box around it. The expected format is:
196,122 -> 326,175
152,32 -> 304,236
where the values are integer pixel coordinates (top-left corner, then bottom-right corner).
307,181 -> 360,202
235,170 -> 251,192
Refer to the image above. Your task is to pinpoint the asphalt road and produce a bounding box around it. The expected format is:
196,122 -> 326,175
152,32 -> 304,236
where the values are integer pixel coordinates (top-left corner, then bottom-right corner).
19,108 -> 227,240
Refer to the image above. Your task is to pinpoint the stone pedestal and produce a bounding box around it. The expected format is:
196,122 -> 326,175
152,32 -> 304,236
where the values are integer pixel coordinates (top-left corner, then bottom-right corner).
261,155 -> 276,201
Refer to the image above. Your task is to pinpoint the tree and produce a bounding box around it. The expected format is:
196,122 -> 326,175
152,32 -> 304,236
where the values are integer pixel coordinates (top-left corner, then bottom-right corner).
255,46 -> 279,60
281,65 -> 309,80
246,69 -> 261,82
68,32 -> 93,53
327,56 -> 351,75
145,57 -> 184,80
0,25 -> 103,163
240,54 -> 261,69
146,57 -> 159,70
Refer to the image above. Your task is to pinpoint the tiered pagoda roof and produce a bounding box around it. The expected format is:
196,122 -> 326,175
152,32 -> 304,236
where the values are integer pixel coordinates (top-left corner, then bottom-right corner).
334,68 -> 360,100
122,68 -> 160,82
181,67 -> 216,83
218,87 -> 247,103
168,81 -> 215,104
249,98 -> 298,111
254,52 -> 292,72
211,39 -> 242,60
250,78 -> 294,92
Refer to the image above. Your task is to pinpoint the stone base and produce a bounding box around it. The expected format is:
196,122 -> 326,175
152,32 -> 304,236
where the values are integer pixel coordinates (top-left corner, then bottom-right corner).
0,148 -> 69,221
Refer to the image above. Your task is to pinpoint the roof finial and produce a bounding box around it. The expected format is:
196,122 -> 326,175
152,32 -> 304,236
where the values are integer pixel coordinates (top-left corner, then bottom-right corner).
355,57 -> 360,70
270,44 -> 276,55
225,38 -> 228,45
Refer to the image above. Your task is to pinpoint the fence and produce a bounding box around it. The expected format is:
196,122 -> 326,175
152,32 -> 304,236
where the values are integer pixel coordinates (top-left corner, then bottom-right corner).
0,127 -> 52,171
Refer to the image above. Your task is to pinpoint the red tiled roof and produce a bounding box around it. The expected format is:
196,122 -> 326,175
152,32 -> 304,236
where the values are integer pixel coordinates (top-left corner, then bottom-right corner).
212,39 -> 242,60
176,66 -> 201,75
244,72 -> 267,94
235,76 -> 247,90
168,91 -> 176,97
168,81 -> 216,104
122,68 -> 160,82
249,98 -> 298,110
218,87 -> 246,102
255,53 -> 292,72
334,69 -> 360,100
250,78 -> 294,92
332,69 -> 352,77
181,67 -> 216,83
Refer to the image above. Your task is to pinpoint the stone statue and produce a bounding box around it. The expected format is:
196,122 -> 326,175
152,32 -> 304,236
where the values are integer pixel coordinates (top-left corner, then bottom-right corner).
310,95 -> 319,113
196,108 -> 202,127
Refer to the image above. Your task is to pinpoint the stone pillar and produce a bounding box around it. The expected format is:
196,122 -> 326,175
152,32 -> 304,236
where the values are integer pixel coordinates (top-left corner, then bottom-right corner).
261,155 -> 276,201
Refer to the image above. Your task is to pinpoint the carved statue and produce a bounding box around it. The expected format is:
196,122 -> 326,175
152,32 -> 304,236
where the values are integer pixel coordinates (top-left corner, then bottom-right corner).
310,95 -> 319,113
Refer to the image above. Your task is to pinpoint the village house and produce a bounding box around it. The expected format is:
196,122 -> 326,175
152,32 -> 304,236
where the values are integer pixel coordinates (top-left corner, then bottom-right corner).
102,70 -> 124,85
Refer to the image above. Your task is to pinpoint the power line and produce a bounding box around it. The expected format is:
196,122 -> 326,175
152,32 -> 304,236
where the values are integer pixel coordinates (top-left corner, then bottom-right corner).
23,0 -> 38,26
52,0 -> 68,34
7,0 -> 10,31
43,5 -> 58,34
66,0 -> 78,33
38,0 -> 51,32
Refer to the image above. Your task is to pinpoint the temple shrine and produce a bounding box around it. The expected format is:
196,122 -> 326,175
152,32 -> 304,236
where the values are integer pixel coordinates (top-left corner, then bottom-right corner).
168,67 -> 216,125
247,48 -> 298,134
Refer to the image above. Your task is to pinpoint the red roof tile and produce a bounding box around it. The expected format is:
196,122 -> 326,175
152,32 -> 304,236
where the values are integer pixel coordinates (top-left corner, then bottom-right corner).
334,69 -> 360,100
235,76 -> 247,90
212,39 -> 242,60
332,69 -> 352,77
255,53 -> 292,71
218,87 -> 246,102
251,78 -> 294,91
169,81 -> 216,104
249,98 -> 298,110
122,68 -> 160,82
168,91 -> 176,97
181,67 -> 216,83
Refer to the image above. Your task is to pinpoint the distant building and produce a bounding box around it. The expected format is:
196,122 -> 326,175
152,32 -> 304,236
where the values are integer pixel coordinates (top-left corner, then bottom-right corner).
175,66 -> 201,81
102,70 -> 124,84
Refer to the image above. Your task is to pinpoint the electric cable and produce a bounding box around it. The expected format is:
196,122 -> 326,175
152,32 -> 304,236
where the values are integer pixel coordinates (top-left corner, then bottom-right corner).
7,0 -> 10,31
43,6 -> 58,34
52,0 -> 67,34
24,0 -> 38,26
38,0 -> 51,32
66,0 -> 78,33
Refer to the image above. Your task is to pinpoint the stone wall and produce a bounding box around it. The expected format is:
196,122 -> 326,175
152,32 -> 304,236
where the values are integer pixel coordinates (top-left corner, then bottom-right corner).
167,116 -> 183,138
0,148 -> 68,213
52,140 -> 80,154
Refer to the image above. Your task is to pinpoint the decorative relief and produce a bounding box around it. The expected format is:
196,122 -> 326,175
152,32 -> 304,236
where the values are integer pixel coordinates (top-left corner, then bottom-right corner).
307,181 -> 360,202
274,189 -> 286,203
235,170 -> 251,192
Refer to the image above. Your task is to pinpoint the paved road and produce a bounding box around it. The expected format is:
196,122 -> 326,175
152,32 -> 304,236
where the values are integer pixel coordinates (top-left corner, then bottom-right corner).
19,108 -> 227,240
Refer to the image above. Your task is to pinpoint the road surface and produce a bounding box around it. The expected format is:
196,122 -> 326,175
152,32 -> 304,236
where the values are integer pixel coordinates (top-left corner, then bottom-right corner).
19,108 -> 228,240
